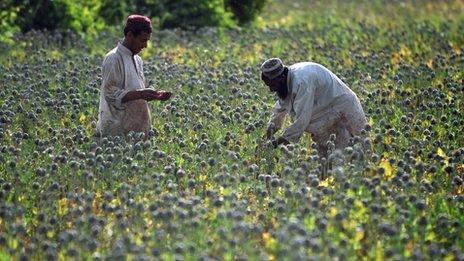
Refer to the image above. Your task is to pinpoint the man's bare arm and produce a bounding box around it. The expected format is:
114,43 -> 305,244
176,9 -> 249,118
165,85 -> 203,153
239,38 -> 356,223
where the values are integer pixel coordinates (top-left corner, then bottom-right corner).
121,90 -> 144,103
122,89 -> 172,103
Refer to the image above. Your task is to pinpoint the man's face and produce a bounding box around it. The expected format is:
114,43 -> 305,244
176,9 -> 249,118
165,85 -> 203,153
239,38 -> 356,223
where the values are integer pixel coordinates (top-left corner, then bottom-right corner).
263,78 -> 279,92
263,74 -> 285,93
127,31 -> 151,55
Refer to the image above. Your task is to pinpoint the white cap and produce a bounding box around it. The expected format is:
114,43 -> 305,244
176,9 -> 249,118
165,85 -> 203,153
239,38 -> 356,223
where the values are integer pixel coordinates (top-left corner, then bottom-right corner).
261,58 -> 285,80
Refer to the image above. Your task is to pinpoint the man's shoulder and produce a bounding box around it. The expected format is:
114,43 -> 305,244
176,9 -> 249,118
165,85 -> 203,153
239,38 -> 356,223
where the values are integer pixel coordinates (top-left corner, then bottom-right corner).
289,62 -> 330,79
105,45 -> 119,56
289,62 -> 323,71
103,47 -> 121,64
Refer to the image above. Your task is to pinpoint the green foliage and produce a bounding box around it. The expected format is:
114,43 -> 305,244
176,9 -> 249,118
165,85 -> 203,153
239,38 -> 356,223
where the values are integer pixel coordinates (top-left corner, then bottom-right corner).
152,0 -> 235,29
144,0 -> 266,28
63,0 -> 105,35
1,0 -> 267,43
98,0 -> 131,26
226,0 -> 267,25
99,0 -> 238,29
3,0 -> 105,39
146,0 -> 266,28
0,1 -> 20,44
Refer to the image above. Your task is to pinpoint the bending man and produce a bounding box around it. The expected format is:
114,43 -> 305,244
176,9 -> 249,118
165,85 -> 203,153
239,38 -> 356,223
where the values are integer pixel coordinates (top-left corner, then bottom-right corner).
261,58 -> 369,158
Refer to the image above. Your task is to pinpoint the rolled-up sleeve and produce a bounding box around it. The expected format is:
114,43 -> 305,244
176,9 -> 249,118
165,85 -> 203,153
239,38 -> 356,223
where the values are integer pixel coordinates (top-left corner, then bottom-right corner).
268,99 -> 290,131
282,82 -> 315,142
102,56 -> 129,110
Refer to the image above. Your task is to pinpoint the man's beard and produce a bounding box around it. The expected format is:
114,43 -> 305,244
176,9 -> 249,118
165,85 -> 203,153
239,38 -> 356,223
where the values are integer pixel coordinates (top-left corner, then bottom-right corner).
276,83 -> 288,99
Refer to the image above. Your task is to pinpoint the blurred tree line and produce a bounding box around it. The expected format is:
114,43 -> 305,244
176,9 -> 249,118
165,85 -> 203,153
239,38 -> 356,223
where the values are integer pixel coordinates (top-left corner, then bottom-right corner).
0,0 -> 266,43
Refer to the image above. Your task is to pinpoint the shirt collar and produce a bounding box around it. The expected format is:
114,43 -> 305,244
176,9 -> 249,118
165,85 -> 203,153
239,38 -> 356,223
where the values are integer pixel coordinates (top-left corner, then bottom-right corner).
286,67 -> 293,95
117,42 -> 133,57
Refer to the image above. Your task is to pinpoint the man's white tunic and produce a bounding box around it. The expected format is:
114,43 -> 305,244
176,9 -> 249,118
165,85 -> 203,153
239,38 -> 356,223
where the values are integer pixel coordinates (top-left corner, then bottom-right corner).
269,62 -> 367,145
96,43 -> 151,136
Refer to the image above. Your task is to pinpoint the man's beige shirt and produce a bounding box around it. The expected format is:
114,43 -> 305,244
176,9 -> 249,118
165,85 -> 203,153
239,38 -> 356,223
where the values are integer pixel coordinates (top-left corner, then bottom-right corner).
96,43 -> 151,136
269,62 -> 366,142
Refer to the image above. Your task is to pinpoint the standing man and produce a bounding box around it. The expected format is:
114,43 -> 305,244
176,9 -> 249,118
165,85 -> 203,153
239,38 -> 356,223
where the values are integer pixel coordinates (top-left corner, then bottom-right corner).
261,58 -> 369,158
96,15 -> 171,137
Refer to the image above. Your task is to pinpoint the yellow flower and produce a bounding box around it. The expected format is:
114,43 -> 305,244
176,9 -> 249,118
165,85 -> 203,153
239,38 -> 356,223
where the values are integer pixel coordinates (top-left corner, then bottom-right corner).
58,198 -> 68,216
319,176 -> 334,187
379,159 -> 394,180
262,232 -> 277,249
437,148 -> 449,166
79,113 -> 86,123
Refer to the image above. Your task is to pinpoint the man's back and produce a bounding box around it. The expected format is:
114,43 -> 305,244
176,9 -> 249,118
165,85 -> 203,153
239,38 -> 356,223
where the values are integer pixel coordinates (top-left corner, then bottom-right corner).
287,62 -> 356,111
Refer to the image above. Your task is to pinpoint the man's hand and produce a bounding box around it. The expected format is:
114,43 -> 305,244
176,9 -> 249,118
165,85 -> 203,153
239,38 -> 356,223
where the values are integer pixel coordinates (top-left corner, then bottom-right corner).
153,90 -> 172,101
274,136 -> 289,148
141,89 -> 172,101
265,139 -> 277,149
266,127 -> 275,140
260,136 -> 288,150
265,123 -> 276,140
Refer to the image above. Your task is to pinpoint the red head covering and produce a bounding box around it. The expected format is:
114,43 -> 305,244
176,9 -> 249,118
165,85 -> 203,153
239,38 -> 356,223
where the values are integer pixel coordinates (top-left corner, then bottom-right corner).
124,15 -> 152,36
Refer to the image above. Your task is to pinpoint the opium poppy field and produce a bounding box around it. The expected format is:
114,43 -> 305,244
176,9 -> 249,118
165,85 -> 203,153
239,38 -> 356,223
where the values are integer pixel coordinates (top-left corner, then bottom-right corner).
0,0 -> 463,260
